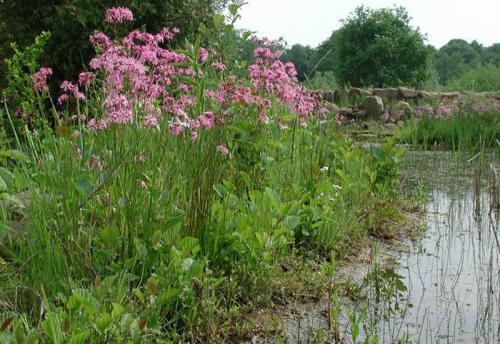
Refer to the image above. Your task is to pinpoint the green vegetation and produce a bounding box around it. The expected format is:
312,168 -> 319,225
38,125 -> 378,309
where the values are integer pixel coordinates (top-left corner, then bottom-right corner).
331,6 -> 431,88
397,112 -> 500,150
0,0 -> 229,87
0,6 -> 410,342
446,65 -> 500,92
278,8 -> 500,91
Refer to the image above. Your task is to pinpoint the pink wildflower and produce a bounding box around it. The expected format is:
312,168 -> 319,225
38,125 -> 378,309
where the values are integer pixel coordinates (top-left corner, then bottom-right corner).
87,118 -> 108,132
104,94 -> 133,124
89,154 -> 103,172
144,114 -> 160,131
168,122 -> 184,136
78,72 -> 96,87
105,7 -> 134,23
198,48 -> 209,63
32,67 -> 53,92
212,62 -> 226,72
199,112 -> 215,129
134,154 -> 145,163
57,94 -> 69,105
216,145 -> 229,155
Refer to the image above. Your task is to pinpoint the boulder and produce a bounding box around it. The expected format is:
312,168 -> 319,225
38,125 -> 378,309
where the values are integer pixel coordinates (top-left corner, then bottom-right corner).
373,88 -> 399,99
418,91 -> 439,99
322,91 -> 335,103
440,92 -> 459,99
390,111 -> 404,122
352,110 -> 367,118
398,87 -> 418,99
349,88 -> 372,98
334,89 -> 349,103
386,123 -> 397,130
360,96 -> 384,117
324,102 -> 340,115
390,101 -> 413,118
379,112 -> 390,122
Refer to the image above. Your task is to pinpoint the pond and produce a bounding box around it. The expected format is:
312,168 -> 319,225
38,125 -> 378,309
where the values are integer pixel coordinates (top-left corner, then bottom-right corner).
392,151 -> 499,343
276,150 -> 499,343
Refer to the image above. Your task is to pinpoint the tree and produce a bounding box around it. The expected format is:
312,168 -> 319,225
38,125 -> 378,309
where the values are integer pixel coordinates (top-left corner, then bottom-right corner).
0,0 -> 228,87
311,32 -> 336,75
331,6 -> 431,88
282,44 -> 315,81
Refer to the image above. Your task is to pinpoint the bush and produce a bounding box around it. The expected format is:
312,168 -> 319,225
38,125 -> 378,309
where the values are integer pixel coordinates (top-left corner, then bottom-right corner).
332,6 -> 431,88
0,0 -> 229,87
447,65 -> 500,92
307,71 -> 338,90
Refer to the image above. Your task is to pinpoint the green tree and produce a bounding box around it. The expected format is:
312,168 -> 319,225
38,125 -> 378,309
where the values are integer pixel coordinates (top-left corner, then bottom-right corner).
0,0 -> 228,87
331,6 -> 431,88
282,44 -> 315,81
433,39 -> 481,84
311,32 -> 336,75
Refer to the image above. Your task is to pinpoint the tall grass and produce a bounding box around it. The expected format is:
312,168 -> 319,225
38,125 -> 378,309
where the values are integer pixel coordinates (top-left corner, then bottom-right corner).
397,111 -> 500,150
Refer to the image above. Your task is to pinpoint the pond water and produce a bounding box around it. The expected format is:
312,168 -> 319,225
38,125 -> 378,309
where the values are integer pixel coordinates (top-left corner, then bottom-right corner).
391,151 -> 499,343
274,150 -> 499,344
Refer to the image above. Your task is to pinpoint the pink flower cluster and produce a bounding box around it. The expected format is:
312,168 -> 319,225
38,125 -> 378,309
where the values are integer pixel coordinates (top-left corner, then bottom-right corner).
32,67 -> 53,93
106,7 -> 134,23
248,42 -> 324,119
47,7 -> 324,140
59,80 -> 86,102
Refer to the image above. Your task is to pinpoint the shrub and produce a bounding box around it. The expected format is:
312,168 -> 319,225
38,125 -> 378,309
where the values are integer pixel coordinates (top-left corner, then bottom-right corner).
332,6 -> 431,88
0,0 -> 229,88
447,65 -> 500,92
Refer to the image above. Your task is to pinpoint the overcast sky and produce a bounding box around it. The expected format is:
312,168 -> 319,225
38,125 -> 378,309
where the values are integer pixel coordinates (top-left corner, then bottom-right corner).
236,0 -> 499,48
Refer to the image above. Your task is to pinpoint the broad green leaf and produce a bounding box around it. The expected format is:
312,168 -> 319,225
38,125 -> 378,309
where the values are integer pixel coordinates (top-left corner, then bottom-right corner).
284,216 -> 300,230
68,330 -> 90,344
228,3 -> 239,16
96,313 -> 112,332
0,177 -> 6,192
75,177 -> 92,197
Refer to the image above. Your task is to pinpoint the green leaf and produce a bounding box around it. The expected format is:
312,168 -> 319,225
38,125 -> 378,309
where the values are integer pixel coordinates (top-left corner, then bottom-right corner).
75,177 -> 92,198
41,313 -> 63,344
0,176 -> 7,192
0,223 -> 10,242
68,330 -> 90,344
111,303 -> 124,321
284,216 -> 300,230
0,168 -> 14,191
96,313 -> 112,332
0,150 -> 28,162
100,227 -> 120,248
213,14 -> 225,27
241,31 -> 251,41
228,4 -> 239,16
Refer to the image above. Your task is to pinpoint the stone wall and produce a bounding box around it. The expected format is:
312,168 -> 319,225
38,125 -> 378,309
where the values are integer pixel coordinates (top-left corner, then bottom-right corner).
312,87 -> 500,128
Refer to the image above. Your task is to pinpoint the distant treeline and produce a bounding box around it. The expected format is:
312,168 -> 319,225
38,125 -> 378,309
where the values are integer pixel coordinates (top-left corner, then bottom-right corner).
275,8 -> 500,92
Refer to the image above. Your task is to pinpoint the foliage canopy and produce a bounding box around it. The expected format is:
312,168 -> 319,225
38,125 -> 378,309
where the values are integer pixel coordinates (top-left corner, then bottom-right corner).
331,6 -> 431,88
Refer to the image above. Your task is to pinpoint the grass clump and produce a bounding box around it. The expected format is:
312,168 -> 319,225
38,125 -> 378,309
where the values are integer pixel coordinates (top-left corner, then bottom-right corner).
397,111 -> 500,150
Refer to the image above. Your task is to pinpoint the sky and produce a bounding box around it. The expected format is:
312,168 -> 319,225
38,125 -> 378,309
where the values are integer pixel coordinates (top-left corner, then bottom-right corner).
235,0 -> 500,48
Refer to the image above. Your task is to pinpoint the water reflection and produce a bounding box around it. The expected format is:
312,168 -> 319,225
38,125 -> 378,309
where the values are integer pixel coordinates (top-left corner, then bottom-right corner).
396,151 -> 499,343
